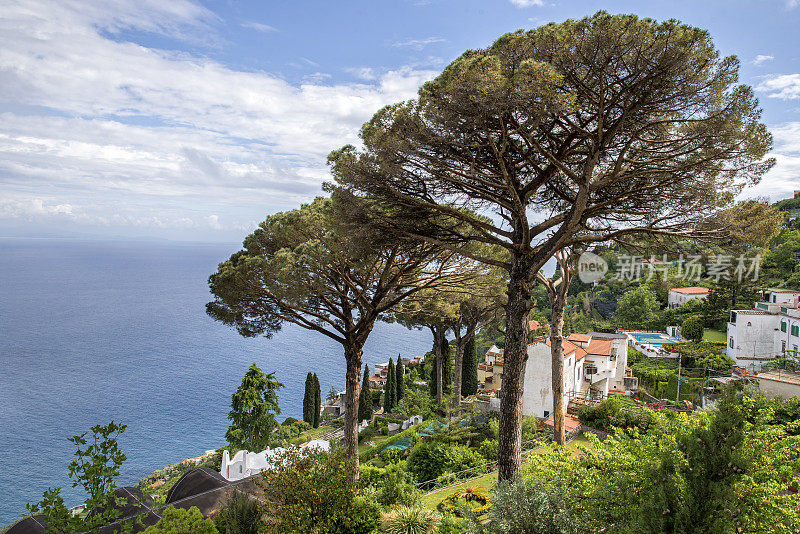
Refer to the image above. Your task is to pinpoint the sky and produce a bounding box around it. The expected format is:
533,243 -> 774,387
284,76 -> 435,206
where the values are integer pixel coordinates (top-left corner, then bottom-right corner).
1,0 -> 800,243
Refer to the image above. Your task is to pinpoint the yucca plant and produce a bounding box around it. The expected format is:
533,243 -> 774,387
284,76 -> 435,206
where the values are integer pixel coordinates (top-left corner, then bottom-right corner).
215,490 -> 263,534
381,505 -> 440,534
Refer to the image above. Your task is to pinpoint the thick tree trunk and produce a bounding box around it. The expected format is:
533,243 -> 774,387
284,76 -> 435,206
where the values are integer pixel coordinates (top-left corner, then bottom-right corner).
549,293 -> 567,446
343,341 -> 363,479
497,257 -> 531,481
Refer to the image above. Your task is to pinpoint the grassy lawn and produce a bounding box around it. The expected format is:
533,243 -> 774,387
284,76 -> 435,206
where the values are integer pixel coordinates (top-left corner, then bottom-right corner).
420,435 -> 594,511
702,329 -> 726,343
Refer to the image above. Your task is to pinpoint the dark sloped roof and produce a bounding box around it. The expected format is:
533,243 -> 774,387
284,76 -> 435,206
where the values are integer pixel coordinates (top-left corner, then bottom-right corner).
166,467 -> 230,504
88,487 -> 154,520
6,515 -> 45,534
9,468 -> 263,534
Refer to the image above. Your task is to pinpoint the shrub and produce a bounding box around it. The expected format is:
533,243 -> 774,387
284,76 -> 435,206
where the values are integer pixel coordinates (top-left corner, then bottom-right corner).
476,440 -> 498,462
520,416 -> 541,442
381,505 -> 440,534
359,462 -> 420,507
438,513 -> 465,534
359,426 -> 376,443
681,315 -> 704,343
464,478 -> 579,534
407,442 -> 484,483
329,494 -> 380,534
143,506 -> 218,534
214,491 -> 262,534
256,447 -> 371,533
437,488 -> 491,517
380,448 -> 404,463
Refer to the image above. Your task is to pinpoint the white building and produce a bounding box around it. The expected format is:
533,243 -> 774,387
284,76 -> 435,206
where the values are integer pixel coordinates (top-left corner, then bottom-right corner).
727,289 -> 800,372
667,286 -> 710,309
755,370 -> 800,399
522,332 -> 629,419
220,439 -> 331,481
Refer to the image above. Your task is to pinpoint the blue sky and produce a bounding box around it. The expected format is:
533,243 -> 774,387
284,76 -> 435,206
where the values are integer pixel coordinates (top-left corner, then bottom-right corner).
1,0 -> 799,242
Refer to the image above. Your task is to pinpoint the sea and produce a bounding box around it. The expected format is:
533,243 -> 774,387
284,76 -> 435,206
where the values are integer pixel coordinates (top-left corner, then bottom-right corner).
0,238 -> 433,527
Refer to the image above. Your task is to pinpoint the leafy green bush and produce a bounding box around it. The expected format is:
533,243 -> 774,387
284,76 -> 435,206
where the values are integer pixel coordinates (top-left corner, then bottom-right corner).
256,447 -> 377,533
359,426 -> 376,443
438,513 -> 465,534
476,440 -> 498,462
525,391 -> 800,532
681,315 -> 704,342
143,506 -> 217,534
407,442 -> 484,483
329,494 -> 380,534
464,478 -> 579,534
359,462 -> 420,507
578,396 -> 654,434
380,447 -> 404,463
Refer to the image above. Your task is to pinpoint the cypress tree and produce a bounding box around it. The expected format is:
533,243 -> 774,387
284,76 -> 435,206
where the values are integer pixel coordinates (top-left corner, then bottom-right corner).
442,340 -> 452,395
303,372 -> 313,424
428,349 -> 438,398
461,337 -> 478,396
312,373 -> 321,428
395,358 -> 405,402
384,358 -> 396,413
358,365 -> 372,424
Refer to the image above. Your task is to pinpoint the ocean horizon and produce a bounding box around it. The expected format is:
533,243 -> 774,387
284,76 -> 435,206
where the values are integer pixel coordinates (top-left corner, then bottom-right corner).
0,238 -> 432,527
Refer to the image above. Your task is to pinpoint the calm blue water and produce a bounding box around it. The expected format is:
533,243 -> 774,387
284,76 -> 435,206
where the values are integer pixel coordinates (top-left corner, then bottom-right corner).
0,238 -> 432,526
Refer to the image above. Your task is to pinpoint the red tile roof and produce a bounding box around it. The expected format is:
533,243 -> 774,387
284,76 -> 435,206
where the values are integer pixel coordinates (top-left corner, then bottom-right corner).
586,338 -> 613,356
541,338 -> 587,360
671,286 -> 710,295
528,319 -> 542,331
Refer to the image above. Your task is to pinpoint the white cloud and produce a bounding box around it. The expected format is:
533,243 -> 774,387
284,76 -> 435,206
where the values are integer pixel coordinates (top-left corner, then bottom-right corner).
740,122 -> 800,201
346,67 -> 378,81
756,74 -> 800,99
752,54 -> 774,66
392,37 -> 446,50
787,0 -> 799,8
0,0 -> 437,234
204,214 -> 222,230
510,0 -> 545,7
241,21 -> 277,33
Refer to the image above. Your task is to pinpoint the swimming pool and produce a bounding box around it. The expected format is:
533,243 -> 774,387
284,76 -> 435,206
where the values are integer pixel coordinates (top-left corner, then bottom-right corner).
628,332 -> 682,345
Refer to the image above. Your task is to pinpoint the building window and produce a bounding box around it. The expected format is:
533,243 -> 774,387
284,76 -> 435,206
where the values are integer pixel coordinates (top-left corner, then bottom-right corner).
729,337 -> 734,348
782,341 -> 787,353
782,321 -> 787,333
544,411 -> 550,418
792,325 -> 800,337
